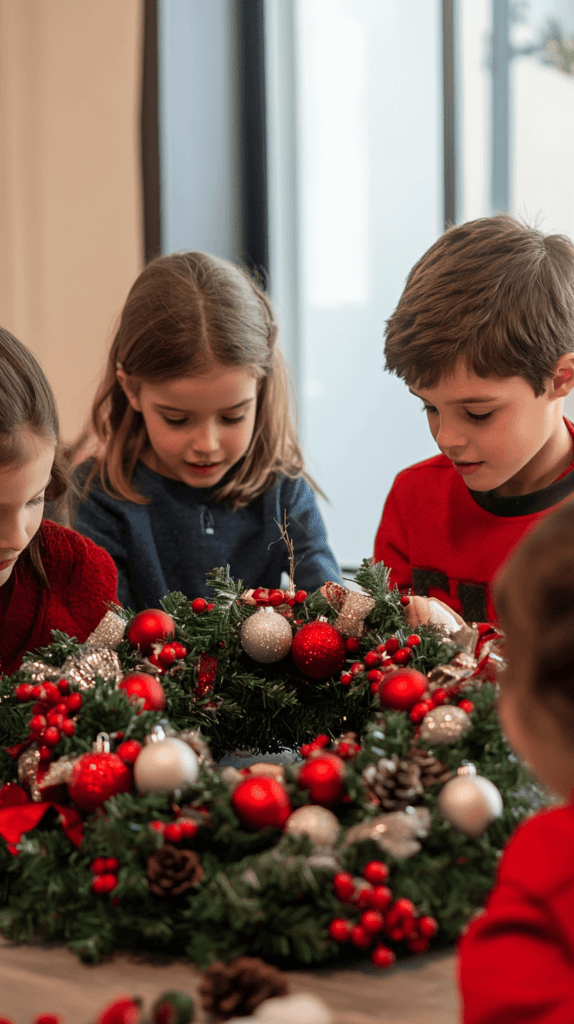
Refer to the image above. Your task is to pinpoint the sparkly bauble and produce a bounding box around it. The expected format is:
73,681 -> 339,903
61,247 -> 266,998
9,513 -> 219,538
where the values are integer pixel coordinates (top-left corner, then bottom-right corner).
284,805 -> 341,846
68,752 -> 132,812
438,764 -> 503,839
240,607 -> 293,663
231,776 -> 291,830
419,705 -> 472,745
290,621 -> 346,679
298,753 -> 345,807
343,807 -> 432,859
134,738 -> 199,794
378,669 -> 427,711
127,609 -> 176,654
119,673 -> 166,711
86,609 -> 126,648
252,993 -> 334,1024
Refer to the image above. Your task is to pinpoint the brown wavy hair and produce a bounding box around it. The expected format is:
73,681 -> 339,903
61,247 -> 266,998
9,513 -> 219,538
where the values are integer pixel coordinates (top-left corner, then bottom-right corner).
385,215 -> 574,396
77,252 -> 314,507
0,327 -> 68,585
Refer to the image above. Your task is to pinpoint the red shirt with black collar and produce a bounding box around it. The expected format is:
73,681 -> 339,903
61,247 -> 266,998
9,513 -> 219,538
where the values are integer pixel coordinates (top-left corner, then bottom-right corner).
374,419 -> 574,623
0,520 -> 118,676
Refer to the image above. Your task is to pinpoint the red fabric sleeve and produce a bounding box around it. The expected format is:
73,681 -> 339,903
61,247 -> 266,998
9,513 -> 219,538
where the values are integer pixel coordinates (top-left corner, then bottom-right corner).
373,480 -> 412,593
41,521 -> 119,642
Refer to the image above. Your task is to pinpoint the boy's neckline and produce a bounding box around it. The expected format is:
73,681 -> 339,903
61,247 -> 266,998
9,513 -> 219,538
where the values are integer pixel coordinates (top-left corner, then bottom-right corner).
469,463 -> 574,517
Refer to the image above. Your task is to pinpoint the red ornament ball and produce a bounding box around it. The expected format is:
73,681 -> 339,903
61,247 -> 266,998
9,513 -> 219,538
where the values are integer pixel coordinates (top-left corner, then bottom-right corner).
127,609 -> 175,654
298,753 -> 345,806
119,674 -> 166,712
378,668 -> 427,711
68,752 -> 132,812
291,621 -> 346,679
231,776 -> 291,830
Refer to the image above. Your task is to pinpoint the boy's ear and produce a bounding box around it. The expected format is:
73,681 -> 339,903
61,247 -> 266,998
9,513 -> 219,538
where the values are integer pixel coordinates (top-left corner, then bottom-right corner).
552,354 -> 574,397
116,368 -> 142,412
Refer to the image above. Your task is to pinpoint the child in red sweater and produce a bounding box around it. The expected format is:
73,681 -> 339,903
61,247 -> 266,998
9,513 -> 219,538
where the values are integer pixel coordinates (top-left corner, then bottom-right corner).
375,215 -> 574,625
458,497 -> 574,1023
0,327 -> 118,675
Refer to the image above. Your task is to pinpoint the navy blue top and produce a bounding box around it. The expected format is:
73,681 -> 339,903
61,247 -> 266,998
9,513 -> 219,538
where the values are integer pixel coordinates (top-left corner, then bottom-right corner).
72,461 -> 340,611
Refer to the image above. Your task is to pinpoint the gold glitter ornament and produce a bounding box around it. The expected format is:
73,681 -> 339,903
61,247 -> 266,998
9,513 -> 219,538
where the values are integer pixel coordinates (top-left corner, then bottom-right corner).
284,805 -> 341,847
240,607 -> 293,663
62,647 -> 123,690
17,744 -> 41,802
438,762 -> 503,839
86,609 -> 126,648
419,704 -> 472,745
37,753 -> 81,790
343,806 -> 432,859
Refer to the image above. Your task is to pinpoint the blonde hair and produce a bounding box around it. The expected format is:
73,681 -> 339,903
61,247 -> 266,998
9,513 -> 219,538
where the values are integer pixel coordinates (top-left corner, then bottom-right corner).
79,252 -> 312,508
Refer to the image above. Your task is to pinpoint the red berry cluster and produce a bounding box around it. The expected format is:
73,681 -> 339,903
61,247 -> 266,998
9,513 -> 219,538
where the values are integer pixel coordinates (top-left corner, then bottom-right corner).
148,818 -> 199,843
299,733 -> 330,758
299,732 -> 361,761
191,597 -> 215,615
251,587 -> 307,607
409,687 -> 475,725
148,640 -> 188,673
339,634 -> 422,690
91,856 -> 121,894
329,863 -> 438,965
16,681 -> 81,764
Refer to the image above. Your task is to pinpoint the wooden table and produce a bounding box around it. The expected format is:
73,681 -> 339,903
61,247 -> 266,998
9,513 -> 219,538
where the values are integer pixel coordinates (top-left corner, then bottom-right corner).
0,938 -> 461,1023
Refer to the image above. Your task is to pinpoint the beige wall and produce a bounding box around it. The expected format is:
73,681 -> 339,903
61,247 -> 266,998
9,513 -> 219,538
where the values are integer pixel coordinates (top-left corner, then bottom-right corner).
0,0 -> 143,442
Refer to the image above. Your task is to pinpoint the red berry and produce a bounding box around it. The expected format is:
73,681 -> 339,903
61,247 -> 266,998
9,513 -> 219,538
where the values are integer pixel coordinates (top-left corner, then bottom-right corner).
43,683 -> 61,704
268,589 -> 285,606
55,702 -> 68,715
147,653 -> 164,672
29,714 -> 46,735
32,702 -> 48,714
388,925 -> 405,942
370,885 -> 393,911
30,685 -> 44,700
171,642 -> 188,659
384,637 -> 400,654
61,719 -> 76,737
314,734 -> 330,748
38,745 -> 52,762
370,682 -> 380,694
57,678 -> 70,694
459,699 -> 475,714
206,603 -> 214,611
345,637 -> 361,654
46,711 -> 65,728
91,857 -> 108,874
432,687 -> 448,705
393,648 -> 411,665
406,634 -> 422,647
351,924 -> 372,949
295,590 -> 307,603
371,944 -> 396,968
394,897 -> 416,918
364,651 -> 381,668
409,701 -> 430,724
367,669 -> 384,685
104,858 -> 120,872
42,726 -> 60,747
92,873 -> 118,894
376,644 -> 386,653
300,743 -> 312,757
399,595 -> 410,606
163,823 -> 183,843
158,644 -> 176,668
96,997 -> 141,1024
384,906 -> 403,929
360,910 -> 385,934
149,820 -> 166,833
353,886 -> 373,910
192,598 -> 207,614
66,692 -> 82,713
329,917 -> 352,942
339,672 -> 352,686
178,819 -> 198,840
350,662 -> 364,676
407,936 -> 430,953
416,915 -> 438,938
333,871 -> 355,902
363,861 -> 390,885
116,739 -> 142,765
15,683 -> 34,702
32,1017 -> 62,1024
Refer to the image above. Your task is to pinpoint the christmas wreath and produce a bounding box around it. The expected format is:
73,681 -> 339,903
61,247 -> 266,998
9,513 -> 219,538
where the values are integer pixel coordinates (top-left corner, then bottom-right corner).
0,560 -> 546,970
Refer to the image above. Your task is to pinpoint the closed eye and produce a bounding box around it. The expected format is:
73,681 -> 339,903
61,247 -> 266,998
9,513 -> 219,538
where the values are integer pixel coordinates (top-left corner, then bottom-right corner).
421,404 -> 437,415
27,494 -> 45,507
467,410 -> 492,421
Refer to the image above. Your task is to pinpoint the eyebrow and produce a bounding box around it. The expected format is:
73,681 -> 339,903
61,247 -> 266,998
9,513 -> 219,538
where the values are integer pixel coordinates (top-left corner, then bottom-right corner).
155,398 -> 254,413
409,389 -> 500,405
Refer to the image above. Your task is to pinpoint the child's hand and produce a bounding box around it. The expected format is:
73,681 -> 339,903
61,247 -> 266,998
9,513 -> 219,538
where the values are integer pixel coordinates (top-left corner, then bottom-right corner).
403,595 -> 465,631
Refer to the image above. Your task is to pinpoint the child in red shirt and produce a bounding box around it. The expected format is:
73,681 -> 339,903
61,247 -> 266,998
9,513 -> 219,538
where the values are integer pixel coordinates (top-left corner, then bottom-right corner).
0,327 -> 118,675
458,498 -> 574,1023
375,215 -> 574,625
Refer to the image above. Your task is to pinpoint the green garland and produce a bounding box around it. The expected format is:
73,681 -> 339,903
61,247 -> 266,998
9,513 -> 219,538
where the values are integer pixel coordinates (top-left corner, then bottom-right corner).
0,561 -> 544,968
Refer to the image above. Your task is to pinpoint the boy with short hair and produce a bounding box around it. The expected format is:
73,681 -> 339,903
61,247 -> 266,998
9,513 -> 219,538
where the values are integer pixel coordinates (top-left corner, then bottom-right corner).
375,215 -> 574,624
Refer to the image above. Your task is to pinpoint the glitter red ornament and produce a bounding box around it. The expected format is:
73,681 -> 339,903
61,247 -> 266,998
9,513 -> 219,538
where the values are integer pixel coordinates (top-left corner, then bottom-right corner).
127,609 -> 176,654
298,753 -> 345,806
68,750 -> 132,812
290,621 -> 346,679
378,668 -> 427,711
231,776 -> 291,830
119,673 -> 166,712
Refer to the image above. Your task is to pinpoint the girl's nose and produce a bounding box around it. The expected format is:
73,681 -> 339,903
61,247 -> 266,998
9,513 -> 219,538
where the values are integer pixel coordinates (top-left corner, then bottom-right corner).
190,421 -> 220,454
0,513 -> 29,554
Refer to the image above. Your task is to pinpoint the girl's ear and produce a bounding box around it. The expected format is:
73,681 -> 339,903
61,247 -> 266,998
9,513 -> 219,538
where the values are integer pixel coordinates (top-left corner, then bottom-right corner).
116,368 -> 142,412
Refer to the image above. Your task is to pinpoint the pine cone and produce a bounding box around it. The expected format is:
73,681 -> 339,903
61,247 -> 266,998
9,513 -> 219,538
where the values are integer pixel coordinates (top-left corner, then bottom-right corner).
147,845 -> 204,896
362,755 -> 424,810
198,957 -> 288,1021
408,744 -> 453,788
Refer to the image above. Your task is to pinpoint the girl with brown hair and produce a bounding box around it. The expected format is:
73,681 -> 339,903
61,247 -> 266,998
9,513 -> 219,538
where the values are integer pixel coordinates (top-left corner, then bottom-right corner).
72,252 -> 338,610
0,328 -> 118,676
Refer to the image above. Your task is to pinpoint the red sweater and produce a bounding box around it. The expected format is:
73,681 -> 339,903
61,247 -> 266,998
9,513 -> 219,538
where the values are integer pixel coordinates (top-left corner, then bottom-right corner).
0,520 -> 118,676
457,801 -> 574,1023
374,421 -> 574,623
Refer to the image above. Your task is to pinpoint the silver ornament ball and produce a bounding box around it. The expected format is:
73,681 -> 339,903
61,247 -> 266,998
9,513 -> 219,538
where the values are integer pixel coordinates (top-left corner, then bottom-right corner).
419,704 -> 472,745
134,737 -> 199,794
284,805 -> 341,847
438,766 -> 503,839
240,607 -> 293,663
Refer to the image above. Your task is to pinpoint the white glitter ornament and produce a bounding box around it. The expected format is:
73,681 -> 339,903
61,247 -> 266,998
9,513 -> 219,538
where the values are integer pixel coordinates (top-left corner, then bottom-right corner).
134,725 -> 199,794
254,993 -> 334,1024
419,704 -> 472,745
438,762 -> 503,839
240,607 -> 293,663
284,805 -> 341,847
